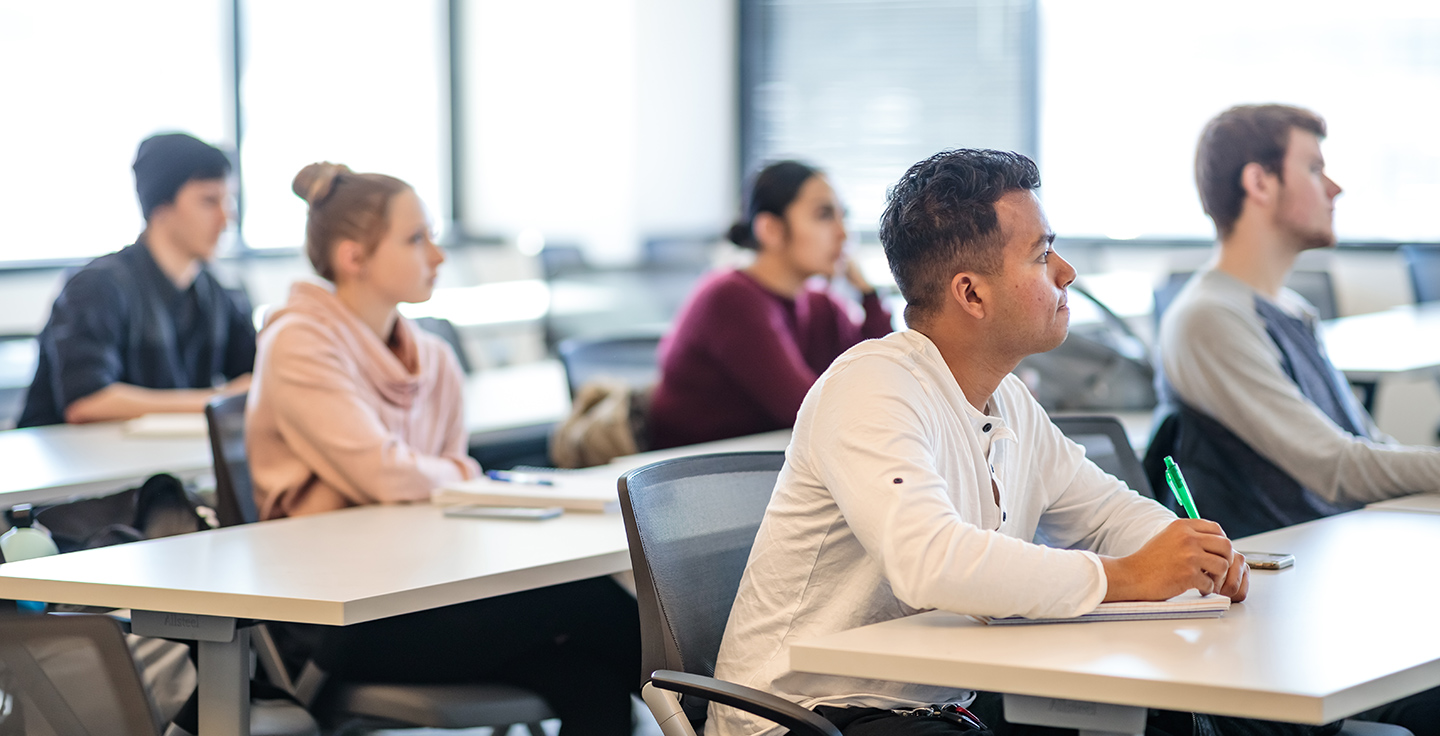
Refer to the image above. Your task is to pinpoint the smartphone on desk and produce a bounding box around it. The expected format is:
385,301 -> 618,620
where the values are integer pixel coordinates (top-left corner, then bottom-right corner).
443,505 -> 563,520
1239,551 -> 1295,570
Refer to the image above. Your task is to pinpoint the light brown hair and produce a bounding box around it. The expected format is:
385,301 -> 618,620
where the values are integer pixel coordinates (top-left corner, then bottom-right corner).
291,162 -> 411,281
1195,104 -> 1327,239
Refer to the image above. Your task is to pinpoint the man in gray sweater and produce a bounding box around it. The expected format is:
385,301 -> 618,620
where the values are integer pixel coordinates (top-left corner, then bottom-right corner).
1155,104 -> 1440,734
1157,104 -> 1440,543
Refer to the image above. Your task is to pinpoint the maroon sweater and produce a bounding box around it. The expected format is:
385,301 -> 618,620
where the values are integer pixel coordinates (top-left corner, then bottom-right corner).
648,269 -> 892,449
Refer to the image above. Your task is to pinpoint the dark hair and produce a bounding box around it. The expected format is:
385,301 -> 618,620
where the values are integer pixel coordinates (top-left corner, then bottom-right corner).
132,133 -> 232,221
727,160 -> 821,249
879,149 -> 1041,324
292,162 -> 411,281
1196,104 -> 1327,238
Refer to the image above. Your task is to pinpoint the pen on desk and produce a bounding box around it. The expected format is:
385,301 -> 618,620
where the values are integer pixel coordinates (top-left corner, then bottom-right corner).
486,469 -> 555,486
1163,456 -> 1200,520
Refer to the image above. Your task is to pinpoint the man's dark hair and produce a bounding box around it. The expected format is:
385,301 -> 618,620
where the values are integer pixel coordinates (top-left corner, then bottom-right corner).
879,149 -> 1040,325
133,132 -> 233,221
1195,104 -> 1326,239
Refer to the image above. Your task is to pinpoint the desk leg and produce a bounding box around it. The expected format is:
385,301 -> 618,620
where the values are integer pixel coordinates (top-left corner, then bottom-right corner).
1003,694 -> 1144,736
198,627 -> 251,736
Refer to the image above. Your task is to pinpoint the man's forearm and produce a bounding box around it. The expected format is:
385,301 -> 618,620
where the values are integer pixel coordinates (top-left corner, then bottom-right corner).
64,383 -> 222,423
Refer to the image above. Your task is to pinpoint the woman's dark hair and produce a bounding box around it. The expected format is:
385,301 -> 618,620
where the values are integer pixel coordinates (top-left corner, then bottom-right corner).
727,160 -> 821,249
292,162 -> 411,281
879,149 -> 1041,325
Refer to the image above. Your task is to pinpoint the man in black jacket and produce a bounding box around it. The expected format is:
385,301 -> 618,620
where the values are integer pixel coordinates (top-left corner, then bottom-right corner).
21,133 -> 255,427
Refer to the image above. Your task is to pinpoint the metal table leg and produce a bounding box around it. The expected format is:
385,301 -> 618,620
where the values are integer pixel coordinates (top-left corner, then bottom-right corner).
132,611 -> 251,736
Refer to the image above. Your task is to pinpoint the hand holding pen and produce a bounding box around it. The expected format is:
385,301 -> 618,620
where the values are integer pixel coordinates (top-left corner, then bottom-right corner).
1098,456 -> 1247,602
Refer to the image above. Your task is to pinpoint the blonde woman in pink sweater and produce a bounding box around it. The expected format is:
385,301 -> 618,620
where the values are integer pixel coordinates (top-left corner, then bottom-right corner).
247,163 -> 639,736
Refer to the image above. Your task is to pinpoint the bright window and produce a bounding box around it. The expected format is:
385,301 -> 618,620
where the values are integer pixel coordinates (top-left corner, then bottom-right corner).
742,0 -> 1036,230
239,0 -> 450,251
0,1 -> 231,261
1039,0 -> 1440,241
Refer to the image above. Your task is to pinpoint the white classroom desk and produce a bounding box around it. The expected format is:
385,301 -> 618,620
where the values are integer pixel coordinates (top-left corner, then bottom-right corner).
0,429 -> 792,736
0,421 -> 216,508
461,358 -> 570,435
0,359 -> 573,509
790,509 -> 1440,734
1323,302 -> 1440,382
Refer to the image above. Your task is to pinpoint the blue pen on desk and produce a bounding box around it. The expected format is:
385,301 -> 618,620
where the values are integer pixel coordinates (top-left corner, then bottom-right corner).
1163,456 -> 1201,519
486,469 -> 555,486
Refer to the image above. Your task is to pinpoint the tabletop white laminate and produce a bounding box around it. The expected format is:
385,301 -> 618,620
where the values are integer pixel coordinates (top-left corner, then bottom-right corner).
0,360 -> 576,509
0,503 -> 630,625
1323,302 -> 1440,381
0,421 -> 216,507
789,510 -> 1440,725
462,359 -> 571,434
0,428 -> 793,624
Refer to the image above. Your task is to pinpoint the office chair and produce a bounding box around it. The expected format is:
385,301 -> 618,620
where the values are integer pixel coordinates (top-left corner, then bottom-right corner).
0,614 -> 163,735
1051,415 -> 1153,498
618,452 -> 842,736
206,392 -> 259,527
203,395 -> 554,736
1399,244 -> 1440,304
414,316 -> 474,374
557,332 -> 664,398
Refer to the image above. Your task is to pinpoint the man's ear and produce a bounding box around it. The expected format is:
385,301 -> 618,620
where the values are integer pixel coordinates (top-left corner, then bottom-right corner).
1239,162 -> 1278,208
332,239 -> 367,281
752,211 -> 787,252
949,271 -> 988,320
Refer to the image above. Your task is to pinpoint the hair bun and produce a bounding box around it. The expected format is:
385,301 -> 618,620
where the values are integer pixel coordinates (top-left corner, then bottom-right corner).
292,162 -> 351,206
726,221 -> 754,248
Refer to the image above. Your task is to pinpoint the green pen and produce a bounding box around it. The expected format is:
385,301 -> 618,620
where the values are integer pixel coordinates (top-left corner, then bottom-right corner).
1164,456 -> 1201,520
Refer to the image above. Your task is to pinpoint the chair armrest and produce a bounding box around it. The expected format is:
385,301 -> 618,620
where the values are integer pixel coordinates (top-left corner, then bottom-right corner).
648,670 -> 841,736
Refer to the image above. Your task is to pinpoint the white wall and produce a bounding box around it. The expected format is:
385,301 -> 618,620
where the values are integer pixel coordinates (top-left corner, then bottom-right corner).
462,0 -> 737,265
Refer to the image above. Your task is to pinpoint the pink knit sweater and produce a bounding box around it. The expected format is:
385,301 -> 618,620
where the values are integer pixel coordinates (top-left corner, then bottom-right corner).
247,282 -> 479,520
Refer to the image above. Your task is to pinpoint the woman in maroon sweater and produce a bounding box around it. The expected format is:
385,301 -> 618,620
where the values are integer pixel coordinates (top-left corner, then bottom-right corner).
648,161 -> 892,449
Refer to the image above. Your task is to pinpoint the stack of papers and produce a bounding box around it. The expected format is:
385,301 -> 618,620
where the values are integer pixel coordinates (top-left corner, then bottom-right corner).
433,473 -> 619,513
973,590 -> 1230,625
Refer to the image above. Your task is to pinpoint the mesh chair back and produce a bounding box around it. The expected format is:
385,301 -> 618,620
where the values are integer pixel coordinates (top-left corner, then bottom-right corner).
619,452 -> 785,689
1285,270 -> 1337,321
557,335 -> 662,397
1401,244 -> 1440,304
205,392 -> 258,526
1052,415 -> 1153,498
414,317 -> 472,374
0,614 -> 160,736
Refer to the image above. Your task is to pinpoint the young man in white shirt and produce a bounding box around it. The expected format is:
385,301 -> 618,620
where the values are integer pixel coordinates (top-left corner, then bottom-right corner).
709,149 -> 1259,736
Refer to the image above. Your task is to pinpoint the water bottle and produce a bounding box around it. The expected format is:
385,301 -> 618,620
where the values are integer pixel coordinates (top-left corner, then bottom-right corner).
1,504 -> 59,613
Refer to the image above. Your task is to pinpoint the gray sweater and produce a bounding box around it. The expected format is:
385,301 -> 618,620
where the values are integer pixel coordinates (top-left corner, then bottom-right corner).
1159,269 -> 1440,514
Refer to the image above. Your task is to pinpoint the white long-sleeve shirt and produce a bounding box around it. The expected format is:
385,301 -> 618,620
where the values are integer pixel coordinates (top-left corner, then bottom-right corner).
708,330 -> 1176,736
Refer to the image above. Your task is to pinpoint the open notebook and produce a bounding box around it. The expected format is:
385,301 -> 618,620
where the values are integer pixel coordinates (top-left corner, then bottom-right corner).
433,472 -> 619,512
973,590 -> 1230,625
